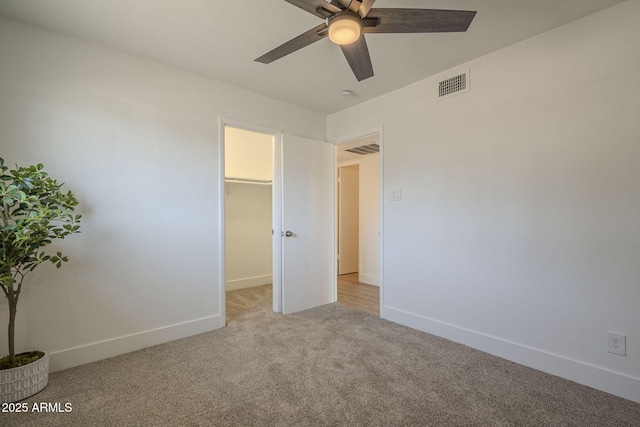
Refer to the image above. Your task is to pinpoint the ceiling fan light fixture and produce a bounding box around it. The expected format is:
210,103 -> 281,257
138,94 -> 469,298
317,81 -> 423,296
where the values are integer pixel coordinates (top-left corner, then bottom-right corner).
328,13 -> 362,45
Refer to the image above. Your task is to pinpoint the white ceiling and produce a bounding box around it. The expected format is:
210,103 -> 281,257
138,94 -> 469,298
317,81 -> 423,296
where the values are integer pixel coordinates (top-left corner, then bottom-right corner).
0,0 -> 627,115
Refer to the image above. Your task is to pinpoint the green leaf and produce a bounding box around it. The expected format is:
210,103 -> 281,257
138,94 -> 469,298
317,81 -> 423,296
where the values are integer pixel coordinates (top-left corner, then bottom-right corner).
22,178 -> 34,190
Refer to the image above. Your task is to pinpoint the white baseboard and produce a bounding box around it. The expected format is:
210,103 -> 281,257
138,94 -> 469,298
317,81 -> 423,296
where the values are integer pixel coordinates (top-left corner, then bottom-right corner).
382,305 -> 640,404
358,273 -> 379,286
49,314 -> 225,372
226,274 -> 272,291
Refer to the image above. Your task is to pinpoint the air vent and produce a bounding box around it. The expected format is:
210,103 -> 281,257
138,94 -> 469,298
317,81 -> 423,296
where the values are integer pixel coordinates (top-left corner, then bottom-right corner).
437,68 -> 470,99
345,143 -> 379,156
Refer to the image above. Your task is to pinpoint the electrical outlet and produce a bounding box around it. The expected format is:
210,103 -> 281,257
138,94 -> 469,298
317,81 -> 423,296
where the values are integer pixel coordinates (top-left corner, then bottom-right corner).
607,332 -> 626,356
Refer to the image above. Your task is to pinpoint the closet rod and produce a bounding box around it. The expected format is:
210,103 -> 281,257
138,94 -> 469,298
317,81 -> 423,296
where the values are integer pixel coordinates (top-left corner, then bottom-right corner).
225,177 -> 272,185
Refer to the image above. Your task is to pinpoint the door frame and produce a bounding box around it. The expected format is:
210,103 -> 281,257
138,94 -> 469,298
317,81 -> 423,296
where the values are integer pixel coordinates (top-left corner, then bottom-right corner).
219,117 -> 284,323
334,127 -> 384,312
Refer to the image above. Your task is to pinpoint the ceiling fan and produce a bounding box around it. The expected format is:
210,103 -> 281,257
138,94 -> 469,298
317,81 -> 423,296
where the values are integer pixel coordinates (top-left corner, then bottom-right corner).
255,0 -> 477,81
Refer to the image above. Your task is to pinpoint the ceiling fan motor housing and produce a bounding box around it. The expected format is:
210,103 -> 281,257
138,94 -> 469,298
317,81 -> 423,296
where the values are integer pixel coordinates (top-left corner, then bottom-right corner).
328,12 -> 362,45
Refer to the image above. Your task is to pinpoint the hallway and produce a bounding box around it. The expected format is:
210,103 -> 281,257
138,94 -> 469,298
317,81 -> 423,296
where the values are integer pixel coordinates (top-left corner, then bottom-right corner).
337,273 -> 380,316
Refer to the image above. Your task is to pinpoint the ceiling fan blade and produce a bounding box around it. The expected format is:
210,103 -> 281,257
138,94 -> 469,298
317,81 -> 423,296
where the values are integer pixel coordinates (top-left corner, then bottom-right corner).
255,23 -> 328,64
358,0 -> 376,17
363,8 -> 476,33
284,0 -> 341,19
340,36 -> 374,81
330,0 -> 350,7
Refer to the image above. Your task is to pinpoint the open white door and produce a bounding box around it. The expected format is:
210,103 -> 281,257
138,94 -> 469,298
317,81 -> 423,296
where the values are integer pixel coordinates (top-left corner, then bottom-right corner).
280,135 -> 335,314
338,165 -> 359,274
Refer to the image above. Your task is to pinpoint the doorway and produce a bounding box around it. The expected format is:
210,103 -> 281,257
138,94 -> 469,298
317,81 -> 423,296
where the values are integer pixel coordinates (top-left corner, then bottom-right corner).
220,120 -> 336,322
223,125 -> 275,323
336,132 -> 382,316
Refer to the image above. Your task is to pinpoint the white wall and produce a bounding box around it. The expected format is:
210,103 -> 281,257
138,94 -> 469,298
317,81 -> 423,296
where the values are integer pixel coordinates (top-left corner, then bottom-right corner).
224,183 -> 272,290
328,1 -> 640,403
225,127 -> 273,182
0,17 -> 324,371
225,128 -> 273,290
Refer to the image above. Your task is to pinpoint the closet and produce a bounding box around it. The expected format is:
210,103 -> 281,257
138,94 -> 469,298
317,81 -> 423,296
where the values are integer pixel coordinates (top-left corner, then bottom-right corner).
224,127 -> 273,292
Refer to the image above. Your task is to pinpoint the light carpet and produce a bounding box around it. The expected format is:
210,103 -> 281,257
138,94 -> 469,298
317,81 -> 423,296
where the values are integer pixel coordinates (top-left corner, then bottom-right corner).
4,290 -> 639,426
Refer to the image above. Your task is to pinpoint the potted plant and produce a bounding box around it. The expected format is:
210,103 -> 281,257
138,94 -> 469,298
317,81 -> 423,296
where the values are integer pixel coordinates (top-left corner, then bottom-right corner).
0,157 -> 81,403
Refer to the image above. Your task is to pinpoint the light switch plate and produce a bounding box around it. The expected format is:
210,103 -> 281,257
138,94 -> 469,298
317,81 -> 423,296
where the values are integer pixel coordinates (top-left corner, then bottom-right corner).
391,188 -> 401,201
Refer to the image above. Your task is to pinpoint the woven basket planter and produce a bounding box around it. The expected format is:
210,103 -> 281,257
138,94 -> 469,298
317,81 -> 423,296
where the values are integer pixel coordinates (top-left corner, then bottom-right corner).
0,351 -> 49,403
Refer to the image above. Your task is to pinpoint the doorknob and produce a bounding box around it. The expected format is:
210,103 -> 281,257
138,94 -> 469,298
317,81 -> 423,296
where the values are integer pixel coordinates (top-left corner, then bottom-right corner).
283,230 -> 293,237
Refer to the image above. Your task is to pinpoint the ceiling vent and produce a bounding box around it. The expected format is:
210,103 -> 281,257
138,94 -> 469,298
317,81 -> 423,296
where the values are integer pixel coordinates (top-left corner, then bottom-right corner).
437,68 -> 470,100
345,143 -> 379,156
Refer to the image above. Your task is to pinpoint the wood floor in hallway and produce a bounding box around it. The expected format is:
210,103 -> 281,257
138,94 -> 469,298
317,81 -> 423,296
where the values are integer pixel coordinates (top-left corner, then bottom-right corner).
226,275 -> 380,321
337,273 -> 380,316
